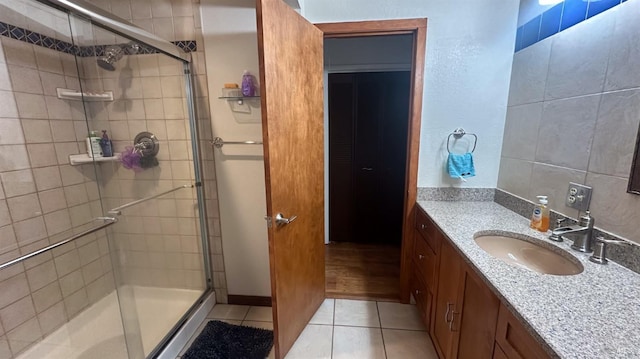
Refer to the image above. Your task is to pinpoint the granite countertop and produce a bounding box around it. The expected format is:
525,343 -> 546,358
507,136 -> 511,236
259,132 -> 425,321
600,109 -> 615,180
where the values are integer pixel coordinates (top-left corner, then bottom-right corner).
417,200 -> 640,359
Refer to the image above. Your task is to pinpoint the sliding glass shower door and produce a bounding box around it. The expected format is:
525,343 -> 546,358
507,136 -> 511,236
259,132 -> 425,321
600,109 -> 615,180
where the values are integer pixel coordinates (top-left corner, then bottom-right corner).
67,13 -> 209,358
0,0 -> 210,357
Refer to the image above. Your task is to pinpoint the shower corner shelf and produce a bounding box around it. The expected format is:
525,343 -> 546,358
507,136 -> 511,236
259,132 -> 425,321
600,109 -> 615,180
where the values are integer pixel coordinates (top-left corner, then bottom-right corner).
69,153 -> 121,166
57,88 -> 114,102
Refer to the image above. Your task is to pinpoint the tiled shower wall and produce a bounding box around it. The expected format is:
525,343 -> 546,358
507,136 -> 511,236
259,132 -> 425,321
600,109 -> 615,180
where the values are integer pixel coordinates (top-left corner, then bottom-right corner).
0,0 -> 224,356
81,0 -> 225,301
0,3 -> 115,356
498,0 -> 640,244
79,46 -> 206,290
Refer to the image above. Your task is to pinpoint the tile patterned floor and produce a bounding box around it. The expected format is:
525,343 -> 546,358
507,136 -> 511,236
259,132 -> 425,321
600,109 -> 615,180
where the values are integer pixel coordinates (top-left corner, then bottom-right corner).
179,299 -> 439,358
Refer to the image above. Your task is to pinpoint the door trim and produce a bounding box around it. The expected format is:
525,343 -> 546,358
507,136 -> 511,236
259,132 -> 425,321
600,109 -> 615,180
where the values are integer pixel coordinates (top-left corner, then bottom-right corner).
317,18 -> 427,303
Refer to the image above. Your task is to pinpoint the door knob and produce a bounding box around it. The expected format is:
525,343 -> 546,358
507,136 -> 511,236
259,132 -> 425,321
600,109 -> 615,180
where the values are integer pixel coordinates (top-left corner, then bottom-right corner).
275,213 -> 297,226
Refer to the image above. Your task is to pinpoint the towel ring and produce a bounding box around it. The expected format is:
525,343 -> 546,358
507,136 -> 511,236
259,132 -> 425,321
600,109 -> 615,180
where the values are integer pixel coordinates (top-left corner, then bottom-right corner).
447,128 -> 477,154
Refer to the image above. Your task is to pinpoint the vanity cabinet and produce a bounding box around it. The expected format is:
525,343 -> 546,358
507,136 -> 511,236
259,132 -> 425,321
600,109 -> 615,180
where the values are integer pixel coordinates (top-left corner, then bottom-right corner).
412,208 -> 442,330
412,205 -> 551,359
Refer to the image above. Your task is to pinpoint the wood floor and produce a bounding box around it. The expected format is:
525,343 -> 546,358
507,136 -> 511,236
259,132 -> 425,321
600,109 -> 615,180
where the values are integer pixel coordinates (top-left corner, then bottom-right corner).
325,242 -> 401,302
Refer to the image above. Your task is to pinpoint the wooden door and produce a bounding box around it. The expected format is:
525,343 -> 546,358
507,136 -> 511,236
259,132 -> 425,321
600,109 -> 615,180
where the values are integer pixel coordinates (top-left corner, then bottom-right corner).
432,239 -> 463,359
256,0 -> 325,358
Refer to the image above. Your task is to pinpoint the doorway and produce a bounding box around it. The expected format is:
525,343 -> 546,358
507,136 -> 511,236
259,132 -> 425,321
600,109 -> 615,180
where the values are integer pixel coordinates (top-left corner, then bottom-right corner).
322,32 -> 419,301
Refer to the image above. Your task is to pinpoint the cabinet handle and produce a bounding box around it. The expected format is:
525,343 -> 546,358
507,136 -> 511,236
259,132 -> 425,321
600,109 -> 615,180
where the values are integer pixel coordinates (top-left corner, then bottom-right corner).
420,224 -> 426,230
444,302 -> 453,323
415,289 -> 421,295
449,310 -> 459,332
418,254 -> 425,260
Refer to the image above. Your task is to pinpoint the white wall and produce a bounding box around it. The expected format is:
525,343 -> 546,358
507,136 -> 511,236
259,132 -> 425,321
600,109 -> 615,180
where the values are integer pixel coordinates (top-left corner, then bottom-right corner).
200,0 -> 271,297
303,0 -> 520,188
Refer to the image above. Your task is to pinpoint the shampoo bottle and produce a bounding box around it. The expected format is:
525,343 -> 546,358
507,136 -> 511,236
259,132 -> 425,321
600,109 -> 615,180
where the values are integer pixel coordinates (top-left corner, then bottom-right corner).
100,130 -> 113,157
530,195 -> 550,232
86,130 -> 103,158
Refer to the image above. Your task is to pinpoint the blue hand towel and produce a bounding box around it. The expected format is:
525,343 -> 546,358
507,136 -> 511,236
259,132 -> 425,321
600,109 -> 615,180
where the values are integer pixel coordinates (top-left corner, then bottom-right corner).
447,152 -> 475,179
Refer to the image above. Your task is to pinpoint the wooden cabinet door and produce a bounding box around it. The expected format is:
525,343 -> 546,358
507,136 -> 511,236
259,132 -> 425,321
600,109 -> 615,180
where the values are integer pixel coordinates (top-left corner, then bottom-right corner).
432,239 -> 463,359
495,304 -> 552,359
256,0 -> 325,358
455,266 -> 500,359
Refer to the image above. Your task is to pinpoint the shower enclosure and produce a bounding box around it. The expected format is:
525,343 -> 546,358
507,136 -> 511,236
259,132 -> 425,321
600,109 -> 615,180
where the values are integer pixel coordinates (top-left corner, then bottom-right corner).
0,0 -> 213,357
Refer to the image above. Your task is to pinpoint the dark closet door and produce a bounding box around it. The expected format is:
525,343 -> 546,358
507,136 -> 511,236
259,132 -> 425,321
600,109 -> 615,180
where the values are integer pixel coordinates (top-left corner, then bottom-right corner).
329,71 -> 410,244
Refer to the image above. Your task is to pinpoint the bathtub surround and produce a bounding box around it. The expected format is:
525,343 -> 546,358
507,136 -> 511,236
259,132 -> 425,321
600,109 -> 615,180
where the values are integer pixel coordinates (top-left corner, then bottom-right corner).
498,0 -> 640,247
16,287 -> 201,359
0,33 -> 116,357
0,0 -> 224,357
77,0 -> 227,303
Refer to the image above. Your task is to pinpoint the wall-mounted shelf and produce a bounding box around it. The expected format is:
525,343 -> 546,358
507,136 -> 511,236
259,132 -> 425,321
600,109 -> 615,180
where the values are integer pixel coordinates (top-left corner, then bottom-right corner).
218,96 -> 260,100
69,153 -> 120,166
57,88 -> 114,102
219,87 -> 259,105
218,95 -> 260,106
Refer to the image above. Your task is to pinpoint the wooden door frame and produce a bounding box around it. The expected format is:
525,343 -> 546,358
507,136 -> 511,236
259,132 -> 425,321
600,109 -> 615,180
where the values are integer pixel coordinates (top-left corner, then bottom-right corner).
316,19 -> 427,303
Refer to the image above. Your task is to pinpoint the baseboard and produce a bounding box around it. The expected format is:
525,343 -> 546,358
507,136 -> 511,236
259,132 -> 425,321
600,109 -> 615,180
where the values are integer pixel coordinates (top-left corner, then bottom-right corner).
157,290 -> 216,359
227,295 -> 272,306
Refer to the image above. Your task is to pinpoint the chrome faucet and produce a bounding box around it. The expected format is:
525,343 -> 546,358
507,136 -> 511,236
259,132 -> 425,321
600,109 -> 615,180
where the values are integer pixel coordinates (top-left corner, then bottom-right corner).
550,211 -> 595,253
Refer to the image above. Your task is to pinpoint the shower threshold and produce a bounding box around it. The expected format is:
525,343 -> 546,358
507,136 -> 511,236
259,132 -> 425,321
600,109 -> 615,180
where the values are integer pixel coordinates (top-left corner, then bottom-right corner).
17,286 -> 202,359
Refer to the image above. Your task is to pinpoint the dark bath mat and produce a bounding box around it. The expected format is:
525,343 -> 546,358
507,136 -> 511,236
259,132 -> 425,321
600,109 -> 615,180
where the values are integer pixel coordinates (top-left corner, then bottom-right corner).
183,320 -> 274,359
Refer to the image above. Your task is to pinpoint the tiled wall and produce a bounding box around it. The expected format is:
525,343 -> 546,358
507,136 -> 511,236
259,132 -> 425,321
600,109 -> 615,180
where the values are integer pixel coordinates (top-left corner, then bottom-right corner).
0,0 -> 225,356
80,0 -> 225,300
0,2 -> 116,356
79,46 -> 206,290
515,0 -> 628,51
498,0 -> 640,244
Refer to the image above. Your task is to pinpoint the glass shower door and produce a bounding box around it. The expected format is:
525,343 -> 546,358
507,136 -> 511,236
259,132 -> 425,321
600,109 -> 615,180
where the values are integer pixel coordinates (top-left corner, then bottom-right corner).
0,0 -> 130,358
68,14 -> 209,358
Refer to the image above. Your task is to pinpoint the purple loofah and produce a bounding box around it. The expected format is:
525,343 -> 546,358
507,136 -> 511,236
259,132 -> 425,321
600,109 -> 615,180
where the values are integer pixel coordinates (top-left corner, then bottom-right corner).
120,146 -> 142,171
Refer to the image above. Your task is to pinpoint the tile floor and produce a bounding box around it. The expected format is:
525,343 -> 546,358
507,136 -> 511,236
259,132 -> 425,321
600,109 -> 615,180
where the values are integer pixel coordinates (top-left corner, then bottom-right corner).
179,299 -> 438,358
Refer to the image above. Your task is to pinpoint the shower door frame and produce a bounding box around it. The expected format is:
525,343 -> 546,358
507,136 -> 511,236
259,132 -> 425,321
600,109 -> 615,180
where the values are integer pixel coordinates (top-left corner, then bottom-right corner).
36,0 -> 214,357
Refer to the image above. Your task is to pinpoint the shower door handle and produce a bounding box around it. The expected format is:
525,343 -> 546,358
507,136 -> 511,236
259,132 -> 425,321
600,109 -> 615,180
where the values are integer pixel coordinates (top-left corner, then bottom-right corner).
274,213 -> 297,226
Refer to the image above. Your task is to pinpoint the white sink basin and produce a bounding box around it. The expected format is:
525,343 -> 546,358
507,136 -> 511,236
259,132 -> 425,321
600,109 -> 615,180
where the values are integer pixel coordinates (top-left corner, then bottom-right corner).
474,232 -> 583,276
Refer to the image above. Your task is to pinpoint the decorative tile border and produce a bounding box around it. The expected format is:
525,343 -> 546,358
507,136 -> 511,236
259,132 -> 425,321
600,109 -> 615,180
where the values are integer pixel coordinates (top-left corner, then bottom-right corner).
0,20 -> 196,56
417,187 -> 495,202
515,0 -> 627,52
494,189 -> 640,274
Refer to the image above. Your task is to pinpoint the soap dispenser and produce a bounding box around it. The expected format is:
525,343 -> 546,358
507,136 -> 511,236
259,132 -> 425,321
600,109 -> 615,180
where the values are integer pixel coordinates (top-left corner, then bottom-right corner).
530,195 -> 550,232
